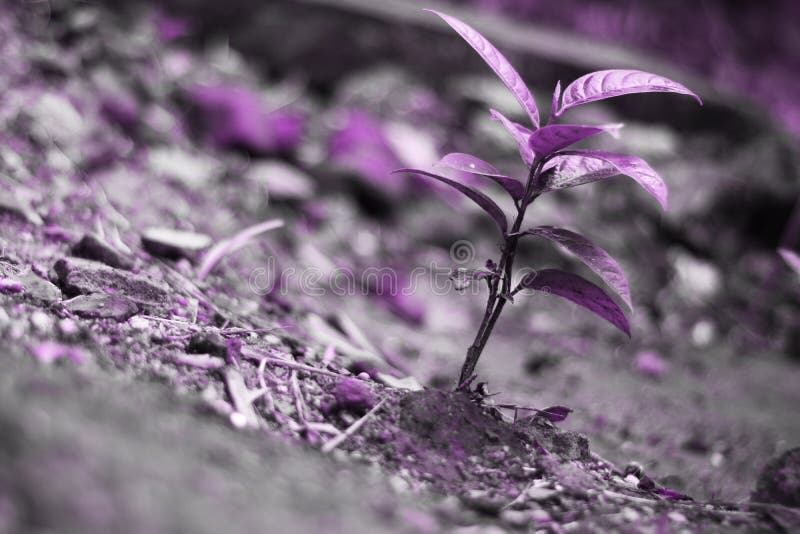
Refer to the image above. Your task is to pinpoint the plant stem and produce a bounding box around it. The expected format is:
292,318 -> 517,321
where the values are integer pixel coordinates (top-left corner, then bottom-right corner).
457,161 -> 544,387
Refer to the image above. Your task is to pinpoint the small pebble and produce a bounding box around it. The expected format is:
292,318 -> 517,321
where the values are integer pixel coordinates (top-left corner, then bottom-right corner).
72,233 -> 134,270
500,509 -> 530,527
141,227 -> 212,259
229,411 -> 248,429
527,487 -> 558,501
128,315 -> 150,331
62,294 -> 139,321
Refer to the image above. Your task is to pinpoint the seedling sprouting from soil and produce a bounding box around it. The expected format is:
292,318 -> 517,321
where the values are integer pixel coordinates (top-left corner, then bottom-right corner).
394,10 -> 702,388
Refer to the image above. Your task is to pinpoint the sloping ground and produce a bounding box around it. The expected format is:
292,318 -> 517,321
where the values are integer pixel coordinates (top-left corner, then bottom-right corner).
1,1 -> 800,532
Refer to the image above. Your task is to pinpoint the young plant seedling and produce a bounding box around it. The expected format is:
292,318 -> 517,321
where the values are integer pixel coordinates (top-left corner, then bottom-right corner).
394,10 -> 702,389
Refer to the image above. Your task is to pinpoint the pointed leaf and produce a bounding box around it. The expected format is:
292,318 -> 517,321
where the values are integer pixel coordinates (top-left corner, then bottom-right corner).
779,248 -> 800,276
528,123 -> 623,158
548,150 -> 668,210
538,154 -> 619,193
516,269 -> 630,336
437,153 -> 525,200
489,109 -> 535,167
536,405 -> 573,423
198,219 -> 284,281
393,168 -> 508,233
521,226 -> 631,309
427,10 -> 539,128
559,69 -> 702,115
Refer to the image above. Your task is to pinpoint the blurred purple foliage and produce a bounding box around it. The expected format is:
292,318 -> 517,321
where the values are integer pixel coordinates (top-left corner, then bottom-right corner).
327,109 -> 406,195
187,84 -> 304,155
465,0 -> 800,137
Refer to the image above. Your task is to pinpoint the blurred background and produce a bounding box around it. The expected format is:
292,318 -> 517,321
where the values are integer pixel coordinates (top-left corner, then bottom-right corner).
4,0 -> 800,507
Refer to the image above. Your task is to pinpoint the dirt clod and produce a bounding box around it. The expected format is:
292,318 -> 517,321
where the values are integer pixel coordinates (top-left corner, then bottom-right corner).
753,447 -> 800,507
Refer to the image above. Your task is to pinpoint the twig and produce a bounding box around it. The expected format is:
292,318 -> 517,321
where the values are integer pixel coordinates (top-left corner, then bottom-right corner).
321,398 -> 387,454
256,357 -> 278,415
290,370 -> 309,424
242,346 -> 345,379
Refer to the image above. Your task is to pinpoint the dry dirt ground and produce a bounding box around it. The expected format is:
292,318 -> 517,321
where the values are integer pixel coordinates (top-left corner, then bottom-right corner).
1,1 -> 800,532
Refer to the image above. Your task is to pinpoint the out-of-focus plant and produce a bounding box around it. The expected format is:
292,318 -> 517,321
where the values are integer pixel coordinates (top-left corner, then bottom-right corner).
779,248 -> 800,277
394,10 -> 702,388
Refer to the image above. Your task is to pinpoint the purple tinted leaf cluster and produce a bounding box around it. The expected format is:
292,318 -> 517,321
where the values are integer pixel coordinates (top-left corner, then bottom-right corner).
395,11 -> 701,384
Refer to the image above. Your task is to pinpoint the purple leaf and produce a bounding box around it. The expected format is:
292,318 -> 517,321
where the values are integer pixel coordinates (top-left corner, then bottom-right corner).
558,69 -> 702,116
427,10 -> 539,128
656,487 -> 692,501
437,153 -> 525,200
521,226 -> 632,309
516,269 -> 630,336
552,150 -> 668,210
393,168 -> 508,233
779,248 -> 800,276
489,109 -> 535,167
528,123 -> 623,158
538,154 -> 619,192
327,109 -> 406,195
536,405 -> 573,423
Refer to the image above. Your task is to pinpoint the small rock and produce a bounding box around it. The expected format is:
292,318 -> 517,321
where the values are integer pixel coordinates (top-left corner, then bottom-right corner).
323,378 -> 376,416
499,508 -> 530,527
128,315 -> 150,331
12,271 -> 62,305
551,431 -> 590,461
187,331 -> 227,358
173,352 -> 226,370
245,160 -> 315,200
141,227 -> 212,259
752,447 -> 800,507
527,487 -> 558,501
53,257 -> 171,312
27,93 -> 86,147
460,490 -> 504,516
148,147 -> 222,189
72,233 -> 134,270
62,294 -> 139,321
